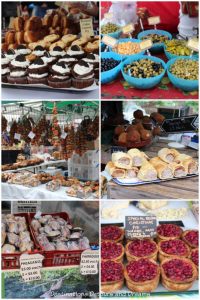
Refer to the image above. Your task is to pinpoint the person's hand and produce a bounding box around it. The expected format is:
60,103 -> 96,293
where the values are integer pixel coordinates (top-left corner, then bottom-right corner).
137,7 -> 150,19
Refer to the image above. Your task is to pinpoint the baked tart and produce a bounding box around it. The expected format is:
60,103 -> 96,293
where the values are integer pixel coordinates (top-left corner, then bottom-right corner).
158,239 -> 190,262
157,224 -> 183,242
182,230 -> 199,249
125,238 -> 158,262
101,241 -> 124,263
124,258 -> 160,292
101,225 -> 124,243
190,248 -> 198,278
101,260 -> 124,293
161,258 -> 198,291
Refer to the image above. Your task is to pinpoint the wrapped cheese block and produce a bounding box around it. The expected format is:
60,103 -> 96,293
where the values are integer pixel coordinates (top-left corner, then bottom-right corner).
112,152 -> 132,170
149,157 -> 173,180
137,161 -> 157,181
127,148 -> 148,167
158,148 -> 179,163
105,161 -> 126,178
169,162 -> 187,178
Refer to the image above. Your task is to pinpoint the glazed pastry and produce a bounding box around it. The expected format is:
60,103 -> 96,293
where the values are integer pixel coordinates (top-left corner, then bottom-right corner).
44,34 -> 60,43
24,31 -> 41,43
149,157 -> 173,179
50,41 -> 66,51
157,224 -> 183,242
168,162 -> 187,178
5,31 -> 15,45
112,152 -> 132,170
105,161 -> 126,178
158,148 -> 179,163
158,239 -> 190,262
137,161 -> 157,181
101,225 -> 124,243
61,34 -> 77,46
126,239 -> 158,261
101,241 -> 124,263
71,36 -> 89,47
182,230 -> 199,248
101,261 -> 124,293
13,17 -> 24,31
161,258 -> 197,291
127,148 -> 148,167
15,31 -> 25,44
124,258 -> 160,292
28,57 -> 49,85
84,40 -> 99,53
66,45 -> 85,59
15,44 -> 31,55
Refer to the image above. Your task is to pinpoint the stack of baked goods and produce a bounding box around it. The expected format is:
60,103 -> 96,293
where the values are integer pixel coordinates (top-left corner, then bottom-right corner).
101,224 -> 199,293
114,110 -> 165,147
2,156 -> 44,171
105,148 -> 198,181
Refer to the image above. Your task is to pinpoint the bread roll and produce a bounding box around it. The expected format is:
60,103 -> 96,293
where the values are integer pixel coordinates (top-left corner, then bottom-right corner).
52,14 -> 60,28
24,31 -> 41,43
13,17 -> 24,31
5,31 -> 15,44
15,31 -> 24,44
24,17 -> 42,31
42,15 -> 53,27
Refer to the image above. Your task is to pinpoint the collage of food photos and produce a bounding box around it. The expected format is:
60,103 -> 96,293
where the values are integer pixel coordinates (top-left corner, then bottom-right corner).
1,1 -> 199,300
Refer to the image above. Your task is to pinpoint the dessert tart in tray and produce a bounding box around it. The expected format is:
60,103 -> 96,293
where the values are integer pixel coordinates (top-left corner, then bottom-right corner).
101,241 -> 124,263
101,225 -> 124,243
101,260 -> 124,293
161,257 -> 198,291
158,239 -> 190,262
124,258 -> 160,292
190,248 -> 199,278
157,224 -> 183,242
125,238 -> 158,262
182,230 -> 199,249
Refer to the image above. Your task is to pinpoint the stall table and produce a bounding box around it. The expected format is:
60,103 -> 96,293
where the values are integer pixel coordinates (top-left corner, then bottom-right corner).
102,139 -> 198,199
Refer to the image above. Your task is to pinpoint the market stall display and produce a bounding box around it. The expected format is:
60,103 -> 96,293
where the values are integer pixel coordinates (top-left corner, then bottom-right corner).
101,200 -> 199,296
2,2 -> 99,95
2,101 -> 99,200
101,1 -> 199,99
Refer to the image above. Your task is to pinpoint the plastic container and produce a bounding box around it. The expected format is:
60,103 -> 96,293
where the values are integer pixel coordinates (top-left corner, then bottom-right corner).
137,29 -> 172,52
81,150 -> 99,166
164,44 -> 199,60
2,213 -> 42,270
110,38 -> 145,59
68,161 -> 99,181
166,56 -> 198,91
121,54 -> 166,89
101,51 -> 122,84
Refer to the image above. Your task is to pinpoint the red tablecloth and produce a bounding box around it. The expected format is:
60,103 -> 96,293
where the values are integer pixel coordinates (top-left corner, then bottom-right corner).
101,53 -> 198,100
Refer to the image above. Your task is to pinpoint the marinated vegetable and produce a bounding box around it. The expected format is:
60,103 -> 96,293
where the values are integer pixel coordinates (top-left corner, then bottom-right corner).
124,59 -> 164,78
165,39 -> 197,56
101,23 -> 120,34
142,34 -> 169,44
170,59 -> 198,80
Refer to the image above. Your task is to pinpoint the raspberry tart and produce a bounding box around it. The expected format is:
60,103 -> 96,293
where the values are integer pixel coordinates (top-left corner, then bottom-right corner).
101,241 -> 124,263
158,239 -> 190,262
182,230 -> 199,249
124,258 -> 160,292
190,248 -> 198,278
157,224 -> 183,242
125,238 -> 158,262
101,260 -> 124,293
101,225 -> 124,243
161,258 -> 197,291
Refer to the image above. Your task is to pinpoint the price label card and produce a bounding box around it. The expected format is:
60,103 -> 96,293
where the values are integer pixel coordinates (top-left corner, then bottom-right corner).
80,18 -> 94,37
80,250 -> 99,275
28,131 -> 35,139
61,132 -> 68,139
148,16 -> 161,25
102,35 -> 117,47
187,38 -> 199,52
20,254 -> 44,282
125,216 -> 157,239
14,133 -> 21,140
122,23 -> 135,34
104,12 -> 113,19
139,39 -> 153,50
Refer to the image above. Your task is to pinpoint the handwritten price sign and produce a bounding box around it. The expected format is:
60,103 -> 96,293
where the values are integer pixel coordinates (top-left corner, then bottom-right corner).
20,254 -> 44,282
80,250 -> 99,275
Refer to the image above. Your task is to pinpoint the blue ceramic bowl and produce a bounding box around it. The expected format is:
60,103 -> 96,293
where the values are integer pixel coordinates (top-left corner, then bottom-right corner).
121,54 -> 166,89
101,51 -> 122,84
167,56 -> 198,91
164,44 -> 199,60
138,29 -> 172,52
109,38 -> 145,59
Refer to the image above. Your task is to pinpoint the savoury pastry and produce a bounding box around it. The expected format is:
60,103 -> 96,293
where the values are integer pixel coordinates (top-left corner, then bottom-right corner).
158,148 -> 179,163
168,162 -> 187,178
127,148 -> 148,167
137,161 -> 157,181
126,167 -> 138,178
149,157 -> 173,179
112,152 -> 132,170
182,158 -> 198,175
61,34 -> 77,45
105,161 -> 126,178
